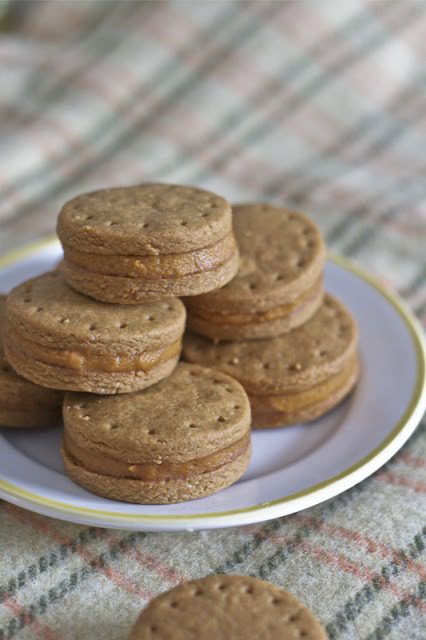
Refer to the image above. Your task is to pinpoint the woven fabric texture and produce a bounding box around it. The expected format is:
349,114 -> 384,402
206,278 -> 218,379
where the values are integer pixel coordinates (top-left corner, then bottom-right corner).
0,1 -> 425,639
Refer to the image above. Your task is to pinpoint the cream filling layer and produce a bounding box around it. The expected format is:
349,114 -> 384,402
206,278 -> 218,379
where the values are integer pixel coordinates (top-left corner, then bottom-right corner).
63,433 -> 251,481
187,277 -> 323,326
63,234 -> 237,279
251,355 -> 359,413
5,328 -> 181,373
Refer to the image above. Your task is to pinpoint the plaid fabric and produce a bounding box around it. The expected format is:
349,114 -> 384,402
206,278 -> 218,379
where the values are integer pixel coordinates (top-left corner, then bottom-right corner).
0,1 -> 425,638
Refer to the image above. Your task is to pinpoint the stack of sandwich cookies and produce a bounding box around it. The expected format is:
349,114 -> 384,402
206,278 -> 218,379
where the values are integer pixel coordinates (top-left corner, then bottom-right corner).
62,363 -> 251,503
4,272 -> 186,394
3,184 -> 360,505
58,184 -> 239,304
184,294 -> 359,428
0,296 -> 63,428
185,204 -> 326,341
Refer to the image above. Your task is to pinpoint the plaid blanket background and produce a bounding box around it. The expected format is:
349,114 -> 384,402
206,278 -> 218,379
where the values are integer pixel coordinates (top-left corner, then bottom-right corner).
0,1 -> 425,638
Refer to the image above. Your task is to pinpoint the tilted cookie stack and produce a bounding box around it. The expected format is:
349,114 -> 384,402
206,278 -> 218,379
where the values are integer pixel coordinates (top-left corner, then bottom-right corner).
183,203 -> 359,428
1,184 -> 359,505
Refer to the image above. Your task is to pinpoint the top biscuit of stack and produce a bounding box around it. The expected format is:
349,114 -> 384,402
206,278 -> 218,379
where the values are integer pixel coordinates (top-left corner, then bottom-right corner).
58,183 -> 239,303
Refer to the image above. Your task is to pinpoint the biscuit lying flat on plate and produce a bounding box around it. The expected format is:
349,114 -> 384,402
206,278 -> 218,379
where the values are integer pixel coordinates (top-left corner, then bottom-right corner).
4,272 -> 185,394
62,363 -> 251,504
185,204 -> 326,341
129,575 -> 327,639
0,296 -> 63,428
57,184 -> 239,303
184,294 -> 359,428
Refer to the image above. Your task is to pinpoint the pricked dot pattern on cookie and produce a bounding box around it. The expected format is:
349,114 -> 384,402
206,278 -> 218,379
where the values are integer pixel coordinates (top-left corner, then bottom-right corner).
128,575 -> 327,639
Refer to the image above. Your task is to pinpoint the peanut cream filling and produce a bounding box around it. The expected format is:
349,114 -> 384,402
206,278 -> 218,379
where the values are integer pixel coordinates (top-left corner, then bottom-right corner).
251,355 -> 359,412
63,433 -> 251,481
6,328 -> 181,373
187,278 -> 323,326
64,234 -> 237,279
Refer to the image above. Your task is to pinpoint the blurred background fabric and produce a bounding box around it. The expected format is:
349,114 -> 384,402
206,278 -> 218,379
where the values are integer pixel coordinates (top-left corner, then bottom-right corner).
0,1 -> 425,639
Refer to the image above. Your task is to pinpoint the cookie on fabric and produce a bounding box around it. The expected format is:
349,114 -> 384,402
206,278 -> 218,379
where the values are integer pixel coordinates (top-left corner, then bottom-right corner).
185,204 -> 326,341
4,272 -> 185,394
184,294 -> 359,428
128,574 -> 327,639
57,184 -> 239,303
0,295 -> 62,428
62,363 -> 251,504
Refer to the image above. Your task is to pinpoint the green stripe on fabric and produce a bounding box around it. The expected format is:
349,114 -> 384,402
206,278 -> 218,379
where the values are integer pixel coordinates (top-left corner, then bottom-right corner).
263,77 -> 426,200
402,264 -> 426,297
326,526 -> 426,639
145,1 -> 386,181
12,2 -> 137,121
342,196 -> 425,256
210,478 -> 369,578
0,0 -> 395,225
0,531 -> 142,639
0,526 -> 100,608
211,518 -> 282,575
252,482 -> 368,581
365,579 -> 426,640
0,1 -> 261,218
326,162 -> 426,250
189,3 -> 422,185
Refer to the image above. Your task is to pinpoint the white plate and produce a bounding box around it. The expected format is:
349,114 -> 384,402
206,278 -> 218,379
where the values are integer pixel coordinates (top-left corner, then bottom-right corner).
0,238 -> 425,531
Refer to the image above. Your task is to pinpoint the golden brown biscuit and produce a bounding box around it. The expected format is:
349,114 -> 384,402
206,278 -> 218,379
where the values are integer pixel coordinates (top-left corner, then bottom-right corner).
4,272 -> 185,394
185,204 -> 326,340
129,575 -> 327,639
0,295 -> 62,428
184,294 -> 359,428
57,184 -> 239,303
62,363 -> 251,504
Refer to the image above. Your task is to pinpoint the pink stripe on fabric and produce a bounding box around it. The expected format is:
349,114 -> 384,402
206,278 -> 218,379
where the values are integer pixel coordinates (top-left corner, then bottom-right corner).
5,504 -> 154,601
265,534 -> 426,613
378,471 -> 426,493
293,515 -> 426,581
103,531 -> 186,585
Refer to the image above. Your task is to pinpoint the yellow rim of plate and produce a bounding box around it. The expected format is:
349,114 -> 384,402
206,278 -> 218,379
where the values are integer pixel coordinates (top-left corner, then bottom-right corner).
0,237 -> 425,524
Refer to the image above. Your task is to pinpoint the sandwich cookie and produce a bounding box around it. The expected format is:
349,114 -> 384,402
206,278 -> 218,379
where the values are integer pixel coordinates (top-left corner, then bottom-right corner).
185,204 -> 326,341
184,294 -> 359,428
4,272 -> 185,394
0,296 -> 62,428
57,183 -> 239,303
62,363 -> 251,504
129,575 -> 327,639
